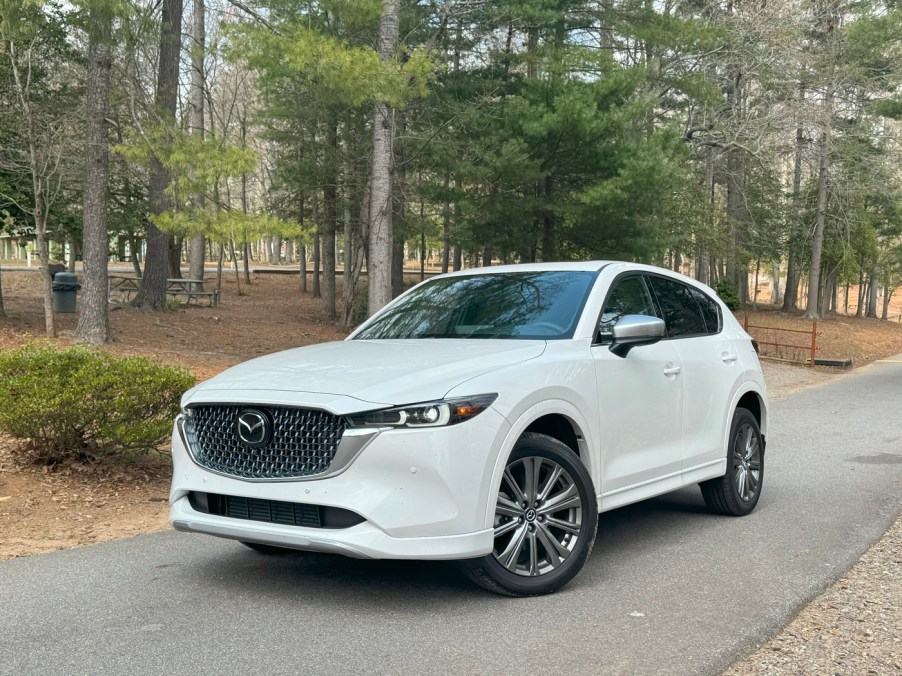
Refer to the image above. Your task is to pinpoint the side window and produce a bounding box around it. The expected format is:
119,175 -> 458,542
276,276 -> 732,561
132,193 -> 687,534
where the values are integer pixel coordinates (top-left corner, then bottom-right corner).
689,287 -> 722,334
597,276 -> 657,342
647,276 -> 707,338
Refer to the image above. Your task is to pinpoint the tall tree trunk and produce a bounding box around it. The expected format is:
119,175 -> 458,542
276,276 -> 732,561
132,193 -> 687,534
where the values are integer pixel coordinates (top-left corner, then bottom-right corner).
441,175 -> 450,274
453,174 -> 463,271
770,260 -> 781,305
313,231 -> 321,298
391,238 -> 404,297
322,119 -> 338,318
187,0 -> 205,286
342,177 -> 369,327
229,238 -> 241,295
75,9 -> 114,345
867,268 -> 879,318
725,70 -> 747,304
35,203 -> 55,337
297,193 -> 306,292
804,123 -> 831,319
168,236 -> 182,278
783,86 -> 806,312
0,263 -> 4,317
367,0 -> 400,317
420,229 -> 426,281
135,0 -> 183,310
67,234 -> 77,272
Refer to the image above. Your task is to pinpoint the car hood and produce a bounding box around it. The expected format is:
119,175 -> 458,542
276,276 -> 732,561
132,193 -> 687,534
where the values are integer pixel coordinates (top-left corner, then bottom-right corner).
183,339 -> 546,412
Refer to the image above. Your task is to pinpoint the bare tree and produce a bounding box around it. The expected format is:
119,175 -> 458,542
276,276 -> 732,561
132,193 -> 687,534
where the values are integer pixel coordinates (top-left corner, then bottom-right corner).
0,7 -> 72,337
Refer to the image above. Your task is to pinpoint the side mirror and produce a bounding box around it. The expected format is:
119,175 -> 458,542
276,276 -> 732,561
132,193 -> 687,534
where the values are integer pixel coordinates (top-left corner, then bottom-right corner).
609,315 -> 666,358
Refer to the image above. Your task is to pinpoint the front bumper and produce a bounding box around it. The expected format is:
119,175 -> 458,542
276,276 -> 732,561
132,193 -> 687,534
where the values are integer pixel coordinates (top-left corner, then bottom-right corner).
169,496 -> 493,559
168,408 -> 510,560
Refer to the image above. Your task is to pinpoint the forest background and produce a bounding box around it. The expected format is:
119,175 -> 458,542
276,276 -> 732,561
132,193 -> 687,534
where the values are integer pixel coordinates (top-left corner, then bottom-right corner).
1,0 -> 902,345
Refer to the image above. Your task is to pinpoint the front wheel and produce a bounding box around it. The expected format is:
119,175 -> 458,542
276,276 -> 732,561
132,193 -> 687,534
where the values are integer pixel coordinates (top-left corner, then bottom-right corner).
700,407 -> 764,516
459,433 -> 598,597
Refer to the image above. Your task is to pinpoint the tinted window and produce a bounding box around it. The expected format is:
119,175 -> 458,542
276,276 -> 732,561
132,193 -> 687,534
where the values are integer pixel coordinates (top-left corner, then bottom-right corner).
647,276 -> 707,338
597,276 -> 657,342
689,287 -> 721,334
354,271 -> 597,340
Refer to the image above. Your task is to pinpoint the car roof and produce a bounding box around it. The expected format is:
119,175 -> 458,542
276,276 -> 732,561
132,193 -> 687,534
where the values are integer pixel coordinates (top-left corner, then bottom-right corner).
438,261 -> 615,276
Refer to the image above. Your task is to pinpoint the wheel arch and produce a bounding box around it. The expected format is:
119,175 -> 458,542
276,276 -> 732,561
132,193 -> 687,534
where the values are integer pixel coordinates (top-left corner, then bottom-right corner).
734,387 -> 767,435
482,400 -> 597,530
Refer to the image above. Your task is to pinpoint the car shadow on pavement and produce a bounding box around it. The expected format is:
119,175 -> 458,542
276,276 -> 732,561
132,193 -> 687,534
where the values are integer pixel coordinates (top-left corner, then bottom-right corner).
178,487 -> 720,604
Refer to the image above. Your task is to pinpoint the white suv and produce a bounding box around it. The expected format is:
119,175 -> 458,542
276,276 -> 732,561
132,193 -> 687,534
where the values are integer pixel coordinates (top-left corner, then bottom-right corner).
169,262 -> 768,596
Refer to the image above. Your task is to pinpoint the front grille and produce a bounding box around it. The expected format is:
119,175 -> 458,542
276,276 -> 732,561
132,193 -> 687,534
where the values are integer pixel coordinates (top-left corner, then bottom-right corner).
184,405 -> 347,479
188,492 -> 365,529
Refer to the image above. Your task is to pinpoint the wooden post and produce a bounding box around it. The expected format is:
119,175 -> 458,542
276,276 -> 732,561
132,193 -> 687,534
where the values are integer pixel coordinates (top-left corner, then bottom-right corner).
743,313 -> 749,333
810,320 -> 817,368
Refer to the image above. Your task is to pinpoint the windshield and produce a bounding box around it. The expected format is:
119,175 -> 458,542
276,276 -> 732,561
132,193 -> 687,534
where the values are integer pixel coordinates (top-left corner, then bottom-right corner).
354,271 -> 597,340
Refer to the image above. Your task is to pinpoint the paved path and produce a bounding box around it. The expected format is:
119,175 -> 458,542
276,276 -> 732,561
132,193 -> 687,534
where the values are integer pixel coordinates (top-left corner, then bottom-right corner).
2,358 -> 900,675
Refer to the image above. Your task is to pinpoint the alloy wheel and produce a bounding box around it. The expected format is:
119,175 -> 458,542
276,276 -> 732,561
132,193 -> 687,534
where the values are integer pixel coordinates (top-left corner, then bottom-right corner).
493,456 -> 583,576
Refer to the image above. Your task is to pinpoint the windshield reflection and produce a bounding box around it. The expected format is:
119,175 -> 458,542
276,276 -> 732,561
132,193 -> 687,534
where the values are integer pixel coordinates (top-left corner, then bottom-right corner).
354,271 -> 597,340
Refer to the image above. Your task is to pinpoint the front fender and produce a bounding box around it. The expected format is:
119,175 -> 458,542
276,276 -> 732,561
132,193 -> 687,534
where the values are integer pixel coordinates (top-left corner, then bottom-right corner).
480,399 -> 598,530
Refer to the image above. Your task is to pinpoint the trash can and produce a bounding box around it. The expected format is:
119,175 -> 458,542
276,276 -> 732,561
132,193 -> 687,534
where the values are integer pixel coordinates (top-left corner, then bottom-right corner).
51,272 -> 81,313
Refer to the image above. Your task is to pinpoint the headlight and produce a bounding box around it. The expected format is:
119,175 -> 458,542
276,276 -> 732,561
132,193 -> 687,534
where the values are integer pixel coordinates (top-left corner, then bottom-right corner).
346,394 -> 498,429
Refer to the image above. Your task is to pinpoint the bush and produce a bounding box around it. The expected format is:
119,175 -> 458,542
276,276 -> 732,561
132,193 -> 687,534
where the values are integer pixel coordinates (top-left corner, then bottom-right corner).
714,279 -> 741,311
0,343 -> 195,464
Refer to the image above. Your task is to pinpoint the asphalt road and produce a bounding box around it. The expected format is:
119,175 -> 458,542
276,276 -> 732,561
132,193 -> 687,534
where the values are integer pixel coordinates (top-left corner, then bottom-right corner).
2,358 -> 901,676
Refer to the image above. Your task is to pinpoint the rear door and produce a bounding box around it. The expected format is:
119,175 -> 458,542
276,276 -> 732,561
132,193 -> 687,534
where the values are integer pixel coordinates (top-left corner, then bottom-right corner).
646,275 -> 739,473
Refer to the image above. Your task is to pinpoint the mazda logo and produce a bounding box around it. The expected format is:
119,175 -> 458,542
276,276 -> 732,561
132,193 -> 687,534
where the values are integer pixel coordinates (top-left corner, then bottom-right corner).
236,409 -> 272,447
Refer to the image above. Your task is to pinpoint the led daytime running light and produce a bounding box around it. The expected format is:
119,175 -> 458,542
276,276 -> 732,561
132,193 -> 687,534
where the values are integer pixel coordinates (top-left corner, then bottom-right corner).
347,394 -> 498,429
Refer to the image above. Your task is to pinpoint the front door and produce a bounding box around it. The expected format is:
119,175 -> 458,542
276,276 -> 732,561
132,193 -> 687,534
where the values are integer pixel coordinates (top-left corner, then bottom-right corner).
592,275 -> 684,497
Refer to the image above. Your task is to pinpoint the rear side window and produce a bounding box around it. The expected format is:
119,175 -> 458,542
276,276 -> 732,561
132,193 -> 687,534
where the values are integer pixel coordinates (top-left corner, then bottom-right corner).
647,276 -> 707,338
688,287 -> 722,334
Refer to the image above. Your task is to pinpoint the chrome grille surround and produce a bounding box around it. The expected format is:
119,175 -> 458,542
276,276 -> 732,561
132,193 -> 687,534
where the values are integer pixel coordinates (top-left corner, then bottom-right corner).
183,405 -> 347,479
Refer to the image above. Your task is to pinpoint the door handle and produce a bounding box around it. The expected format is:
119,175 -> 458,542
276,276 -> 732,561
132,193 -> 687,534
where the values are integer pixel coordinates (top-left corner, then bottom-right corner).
721,353 -> 738,364
663,364 -> 682,376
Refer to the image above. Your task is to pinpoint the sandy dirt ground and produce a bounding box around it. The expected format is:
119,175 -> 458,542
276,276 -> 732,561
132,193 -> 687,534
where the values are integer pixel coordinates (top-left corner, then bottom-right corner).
1,267 -> 900,674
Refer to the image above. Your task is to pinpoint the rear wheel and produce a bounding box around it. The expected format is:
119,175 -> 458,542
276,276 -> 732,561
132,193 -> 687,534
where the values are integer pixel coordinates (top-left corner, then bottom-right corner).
700,407 -> 764,516
460,433 -> 598,596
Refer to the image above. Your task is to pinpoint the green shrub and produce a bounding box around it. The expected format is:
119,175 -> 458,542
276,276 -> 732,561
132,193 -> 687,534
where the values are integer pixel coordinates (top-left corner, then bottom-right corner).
714,279 -> 741,311
0,343 -> 195,464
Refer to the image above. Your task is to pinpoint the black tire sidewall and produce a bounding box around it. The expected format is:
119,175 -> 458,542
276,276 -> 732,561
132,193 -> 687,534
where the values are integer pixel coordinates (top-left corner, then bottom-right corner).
477,434 -> 598,595
726,408 -> 764,513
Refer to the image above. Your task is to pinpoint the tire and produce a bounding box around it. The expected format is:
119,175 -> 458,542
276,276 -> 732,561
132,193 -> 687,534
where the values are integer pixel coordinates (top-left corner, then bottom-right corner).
240,541 -> 294,555
459,432 -> 598,597
700,407 -> 764,516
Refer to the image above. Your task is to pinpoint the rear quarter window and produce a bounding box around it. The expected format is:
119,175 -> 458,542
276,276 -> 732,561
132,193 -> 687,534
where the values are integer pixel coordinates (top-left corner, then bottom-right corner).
688,287 -> 722,334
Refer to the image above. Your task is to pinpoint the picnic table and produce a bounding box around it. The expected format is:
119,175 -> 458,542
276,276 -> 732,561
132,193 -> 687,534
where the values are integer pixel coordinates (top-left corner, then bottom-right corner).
166,278 -> 219,307
108,274 -> 142,301
107,275 -> 219,307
